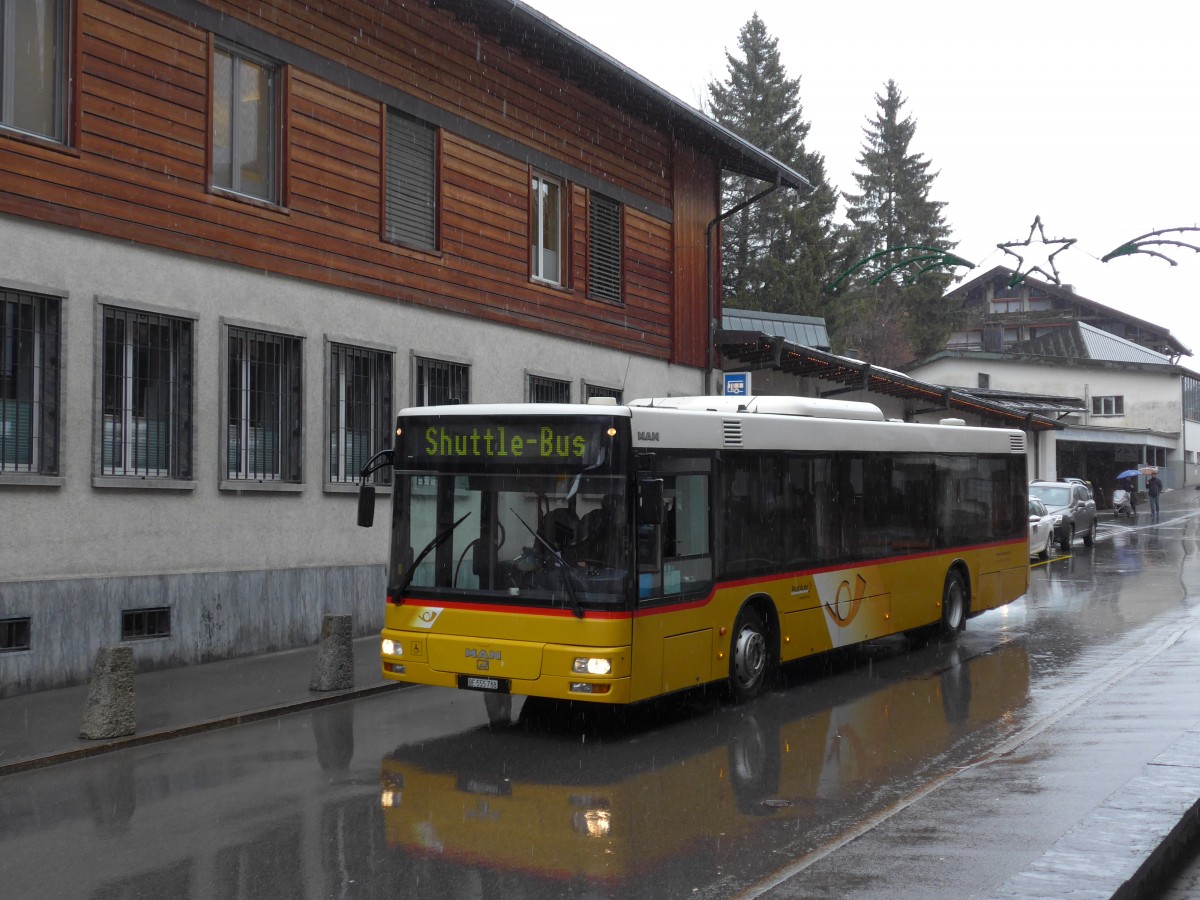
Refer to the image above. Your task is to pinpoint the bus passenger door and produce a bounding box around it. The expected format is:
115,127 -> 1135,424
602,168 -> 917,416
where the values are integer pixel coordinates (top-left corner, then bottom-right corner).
630,467 -> 714,701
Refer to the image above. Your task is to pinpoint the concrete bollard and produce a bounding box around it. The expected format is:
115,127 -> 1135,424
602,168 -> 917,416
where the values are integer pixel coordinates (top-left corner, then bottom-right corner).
310,614 -> 354,692
79,646 -> 136,740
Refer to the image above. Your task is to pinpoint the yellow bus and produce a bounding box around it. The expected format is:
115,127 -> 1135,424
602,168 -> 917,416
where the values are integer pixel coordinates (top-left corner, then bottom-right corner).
357,395 -> 1028,705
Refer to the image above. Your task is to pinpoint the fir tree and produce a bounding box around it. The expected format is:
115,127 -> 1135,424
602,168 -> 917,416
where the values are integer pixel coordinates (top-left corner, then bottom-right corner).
706,14 -> 838,317
840,80 -> 958,363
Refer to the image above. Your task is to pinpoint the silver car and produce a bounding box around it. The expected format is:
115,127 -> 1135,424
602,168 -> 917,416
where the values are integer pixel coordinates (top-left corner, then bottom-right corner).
1028,496 -> 1055,560
1029,480 -> 1098,551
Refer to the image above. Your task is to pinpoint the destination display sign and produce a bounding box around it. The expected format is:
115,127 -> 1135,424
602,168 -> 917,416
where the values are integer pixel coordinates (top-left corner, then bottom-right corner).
401,416 -> 622,469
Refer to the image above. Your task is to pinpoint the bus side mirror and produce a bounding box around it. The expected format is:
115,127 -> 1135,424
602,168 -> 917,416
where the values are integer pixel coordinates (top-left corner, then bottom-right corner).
357,483 -> 376,528
638,478 -> 664,525
356,448 -> 394,528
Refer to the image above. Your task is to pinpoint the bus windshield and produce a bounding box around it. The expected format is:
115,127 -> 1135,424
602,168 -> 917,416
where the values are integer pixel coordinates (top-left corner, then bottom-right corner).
390,414 -> 631,611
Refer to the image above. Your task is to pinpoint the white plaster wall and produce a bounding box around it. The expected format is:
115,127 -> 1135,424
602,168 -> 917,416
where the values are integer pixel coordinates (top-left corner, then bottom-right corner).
911,357 -> 1182,433
1185,418 -> 1200,486
1,216 -> 704,584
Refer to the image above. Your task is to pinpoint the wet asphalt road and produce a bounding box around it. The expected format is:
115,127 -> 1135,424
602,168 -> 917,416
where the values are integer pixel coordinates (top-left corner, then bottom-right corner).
2,503 -> 1199,899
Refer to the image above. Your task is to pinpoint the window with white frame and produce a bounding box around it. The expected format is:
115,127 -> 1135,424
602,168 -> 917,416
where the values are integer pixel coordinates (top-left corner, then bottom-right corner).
211,43 -> 278,203
328,343 -> 391,484
588,193 -> 622,302
527,374 -> 570,403
1091,395 -> 1124,417
385,109 -> 437,251
1,288 -> 60,475
414,356 -> 469,406
101,306 -> 193,479
0,0 -> 68,142
531,172 -> 564,285
226,326 -> 302,482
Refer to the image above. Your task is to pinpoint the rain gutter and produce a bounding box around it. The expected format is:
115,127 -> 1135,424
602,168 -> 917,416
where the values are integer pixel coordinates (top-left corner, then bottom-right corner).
705,177 -> 786,388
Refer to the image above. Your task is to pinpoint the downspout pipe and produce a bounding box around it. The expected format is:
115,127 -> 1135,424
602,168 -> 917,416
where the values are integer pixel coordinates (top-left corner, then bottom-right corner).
705,176 -> 784,390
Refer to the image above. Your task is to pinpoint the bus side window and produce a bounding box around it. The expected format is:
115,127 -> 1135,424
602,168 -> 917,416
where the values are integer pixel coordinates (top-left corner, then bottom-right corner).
639,470 -> 712,600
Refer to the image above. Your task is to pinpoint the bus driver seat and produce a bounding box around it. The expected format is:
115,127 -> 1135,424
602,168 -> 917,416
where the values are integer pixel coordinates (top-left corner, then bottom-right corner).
539,507 -> 578,556
574,506 -> 612,564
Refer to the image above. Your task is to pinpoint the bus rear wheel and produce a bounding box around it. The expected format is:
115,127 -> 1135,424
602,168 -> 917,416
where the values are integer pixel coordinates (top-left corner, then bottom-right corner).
939,571 -> 966,640
729,607 -> 768,702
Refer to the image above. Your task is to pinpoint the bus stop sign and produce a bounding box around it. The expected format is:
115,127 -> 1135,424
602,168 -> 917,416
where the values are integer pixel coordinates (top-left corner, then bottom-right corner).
723,372 -> 751,397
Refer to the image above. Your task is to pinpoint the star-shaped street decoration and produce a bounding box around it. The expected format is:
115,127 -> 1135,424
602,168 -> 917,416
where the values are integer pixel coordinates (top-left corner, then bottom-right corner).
997,216 -> 1076,287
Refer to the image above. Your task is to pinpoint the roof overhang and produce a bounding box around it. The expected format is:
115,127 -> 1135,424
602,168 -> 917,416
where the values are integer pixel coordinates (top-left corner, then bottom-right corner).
716,331 -> 1063,431
428,0 -> 813,193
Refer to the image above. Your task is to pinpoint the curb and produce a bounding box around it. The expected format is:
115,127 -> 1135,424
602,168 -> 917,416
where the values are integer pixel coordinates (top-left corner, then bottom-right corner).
0,681 -> 404,779
1116,795 -> 1200,900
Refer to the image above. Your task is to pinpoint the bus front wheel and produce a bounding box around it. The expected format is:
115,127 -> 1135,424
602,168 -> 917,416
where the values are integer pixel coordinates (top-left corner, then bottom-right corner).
729,607 -> 768,702
939,571 -> 966,640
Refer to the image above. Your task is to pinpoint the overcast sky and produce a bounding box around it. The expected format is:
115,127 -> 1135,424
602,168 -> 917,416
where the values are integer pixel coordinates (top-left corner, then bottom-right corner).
525,0 -> 1200,373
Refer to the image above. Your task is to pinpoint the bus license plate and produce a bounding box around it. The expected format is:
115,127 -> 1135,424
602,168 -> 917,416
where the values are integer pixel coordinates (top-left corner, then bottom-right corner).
458,674 -> 509,693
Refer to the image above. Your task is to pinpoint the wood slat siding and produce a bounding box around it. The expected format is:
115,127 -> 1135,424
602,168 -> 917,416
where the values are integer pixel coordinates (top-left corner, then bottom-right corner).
207,0 -> 672,205
0,0 -> 709,364
671,140 -> 719,367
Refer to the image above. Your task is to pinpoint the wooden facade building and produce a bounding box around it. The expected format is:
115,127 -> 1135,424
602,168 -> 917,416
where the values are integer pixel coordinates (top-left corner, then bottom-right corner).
0,0 -> 808,693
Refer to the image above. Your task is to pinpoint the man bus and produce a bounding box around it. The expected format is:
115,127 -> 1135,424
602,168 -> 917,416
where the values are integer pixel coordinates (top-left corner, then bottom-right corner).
357,395 -> 1028,705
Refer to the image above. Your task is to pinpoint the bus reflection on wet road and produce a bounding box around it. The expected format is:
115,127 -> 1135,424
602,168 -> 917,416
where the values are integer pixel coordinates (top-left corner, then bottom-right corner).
377,637 -> 1031,898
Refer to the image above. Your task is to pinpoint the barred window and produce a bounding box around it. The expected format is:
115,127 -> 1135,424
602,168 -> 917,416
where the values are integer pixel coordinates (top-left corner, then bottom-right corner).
385,109 -> 437,251
226,326 -> 302,482
584,383 -> 622,403
101,307 -> 193,479
0,0 -> 69,142
527,374 -> 570,403
414,357 -> 469,407
588,193 -> 622,302
0,616 -> 31,652
329,343 -> 392,484
1,289 -> 60,475
121,607 -> 171,640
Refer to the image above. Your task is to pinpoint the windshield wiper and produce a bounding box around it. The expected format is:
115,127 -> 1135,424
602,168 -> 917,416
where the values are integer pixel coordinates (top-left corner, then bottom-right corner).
397,512 -> 471,596
510,508 -> 584,619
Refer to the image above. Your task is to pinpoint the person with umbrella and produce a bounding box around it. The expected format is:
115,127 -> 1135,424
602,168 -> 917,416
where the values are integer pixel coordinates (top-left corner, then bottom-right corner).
1117,469 -> 1140,514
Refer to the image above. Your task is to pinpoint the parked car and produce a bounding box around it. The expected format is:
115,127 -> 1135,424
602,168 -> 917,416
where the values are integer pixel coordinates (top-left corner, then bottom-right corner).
1028,479 -> 1098,551
1028,496 -> 1055,560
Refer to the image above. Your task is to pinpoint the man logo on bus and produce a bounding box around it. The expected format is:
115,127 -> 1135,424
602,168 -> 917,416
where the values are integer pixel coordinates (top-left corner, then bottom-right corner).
825,573 -> 867,627
465,648 -> 501,661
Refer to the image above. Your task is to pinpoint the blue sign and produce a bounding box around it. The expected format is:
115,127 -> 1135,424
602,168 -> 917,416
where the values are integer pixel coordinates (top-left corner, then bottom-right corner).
723,372 -> 751,396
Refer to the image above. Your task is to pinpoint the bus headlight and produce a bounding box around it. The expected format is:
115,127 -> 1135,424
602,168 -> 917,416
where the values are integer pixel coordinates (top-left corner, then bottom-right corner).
572,809 -> 612,837
573,657 -> 612,676
382,638 -> 402,657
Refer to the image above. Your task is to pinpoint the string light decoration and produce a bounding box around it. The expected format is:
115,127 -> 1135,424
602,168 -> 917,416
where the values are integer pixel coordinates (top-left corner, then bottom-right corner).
826,217 -> 1200,294
997,216 -> 1076,287
825,245 -> 975,292
1101,227 -> 1200,266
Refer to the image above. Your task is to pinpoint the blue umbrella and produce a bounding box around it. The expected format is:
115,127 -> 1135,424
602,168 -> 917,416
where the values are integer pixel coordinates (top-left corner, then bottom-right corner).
1117,469 -> 1141,480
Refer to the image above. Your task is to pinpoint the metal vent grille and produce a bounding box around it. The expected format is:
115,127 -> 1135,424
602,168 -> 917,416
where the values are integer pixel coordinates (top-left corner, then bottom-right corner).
1010,434 -> 1026,453
723,419 -> 743,447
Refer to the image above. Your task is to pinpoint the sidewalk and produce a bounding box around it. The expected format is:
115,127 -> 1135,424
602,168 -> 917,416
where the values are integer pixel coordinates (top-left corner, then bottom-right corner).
0,633 -> 400,776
